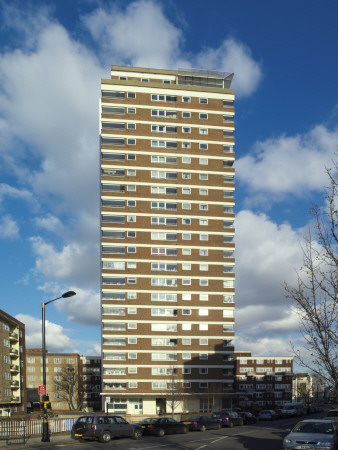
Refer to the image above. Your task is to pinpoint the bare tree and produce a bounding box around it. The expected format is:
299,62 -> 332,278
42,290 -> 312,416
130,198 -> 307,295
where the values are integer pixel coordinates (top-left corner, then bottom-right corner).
54,365 -> 84,410
166,363 -> 189,417
284,160 -> 338,398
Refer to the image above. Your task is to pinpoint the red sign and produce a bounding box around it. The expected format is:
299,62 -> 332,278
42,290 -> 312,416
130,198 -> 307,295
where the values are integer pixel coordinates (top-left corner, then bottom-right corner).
38,385 -> 46,395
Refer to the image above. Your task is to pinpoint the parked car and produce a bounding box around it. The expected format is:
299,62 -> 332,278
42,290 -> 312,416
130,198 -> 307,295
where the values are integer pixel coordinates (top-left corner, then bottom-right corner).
212,411 -> 243,427
138,417 -> 188,436
283,419 -> 337,450
71,415 -> 142,443
238,411 -> 258,424
326,410 -> 338,423
275,409 -> 288,419
258,410 -> 278,421
181,416 -> 221,432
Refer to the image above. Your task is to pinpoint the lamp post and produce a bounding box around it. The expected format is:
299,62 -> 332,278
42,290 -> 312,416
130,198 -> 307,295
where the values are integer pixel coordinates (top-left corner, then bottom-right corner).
41,290 -> 76,442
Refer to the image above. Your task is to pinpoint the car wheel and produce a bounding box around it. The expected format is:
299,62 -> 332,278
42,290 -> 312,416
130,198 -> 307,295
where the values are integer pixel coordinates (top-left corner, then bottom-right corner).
200,425 -> 206,432
182,427 -> 189,434
157,428 -> 165,437
132,429 -> 142,440
216,423 -> 221,430
99,431 -> 111,443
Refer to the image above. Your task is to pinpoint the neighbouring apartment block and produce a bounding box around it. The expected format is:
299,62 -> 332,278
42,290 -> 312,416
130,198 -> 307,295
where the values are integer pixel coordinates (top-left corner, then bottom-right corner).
81,355 -> 102,411
233,351 -> 293,410
100,65 -> 235,415
0,309 -> 26,417
26,349 -> 81,411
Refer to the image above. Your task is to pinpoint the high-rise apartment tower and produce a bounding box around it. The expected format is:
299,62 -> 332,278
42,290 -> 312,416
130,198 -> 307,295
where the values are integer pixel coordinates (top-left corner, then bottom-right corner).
100,66 -> 235,415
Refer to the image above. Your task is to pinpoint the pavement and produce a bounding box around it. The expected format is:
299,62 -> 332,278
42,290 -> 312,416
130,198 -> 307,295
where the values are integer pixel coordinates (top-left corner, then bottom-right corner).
0,432 -> 75,449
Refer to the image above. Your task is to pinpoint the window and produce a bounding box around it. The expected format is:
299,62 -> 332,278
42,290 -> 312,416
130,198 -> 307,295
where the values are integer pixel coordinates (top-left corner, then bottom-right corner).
182,353 -> 191,360
200,294 -> 208,301
199,143 -> 208,150
183,368 -> 191,374
182,309 -> 191,315
182,248 -> 191,255
128,323 -> 137,329
200,368 -> 208,374
199,113 -> 208,119
182,293 -> 191,300
200,219 -> 208,226
129,382 -> 138,388
182,172 -> 191,179
199,382 -> 208,388
127,123 -> 136,130
127,92 -> 136,98
200,189 -> 208,195
127,200 -> 136,207
141,78 -> 149,82
182,112 -> 191,118
200,234 -> 208,241
182,218 -> 191,225
200,264 -> 208,271
182,188 -> 191,194
200,338 -> 208,345
127,154 -> 136,160
151,94 -> 177,102
199,128 -> 208,134
182,157 -> 191,164
199,324 -> 208,330
182,278 -> 191,285
199,309 -> 209,316
199,354 -> 208,360
199,158 -> 208,165
182,264 -> 191,270
182,97 -> 191,102
182,233 -> 191,240
182,205 -> 191,211
200,98 -> 208,104
200,279 -> 208,286
182,323 -> 191,330
182,127 -> 191,133
128,247 -> 136,253
127,107 -> 136,114
182,338 -> 191,345
199,173 -> 208,180
127,138 -> 136,145
182,142 -> 191,148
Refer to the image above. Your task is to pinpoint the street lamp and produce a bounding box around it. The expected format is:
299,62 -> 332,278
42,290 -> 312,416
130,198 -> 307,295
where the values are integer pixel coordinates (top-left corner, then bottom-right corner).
41,290 -> 76,442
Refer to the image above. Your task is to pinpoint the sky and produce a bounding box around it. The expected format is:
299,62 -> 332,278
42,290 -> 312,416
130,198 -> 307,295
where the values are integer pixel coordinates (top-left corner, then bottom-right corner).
0,0 -> 337,365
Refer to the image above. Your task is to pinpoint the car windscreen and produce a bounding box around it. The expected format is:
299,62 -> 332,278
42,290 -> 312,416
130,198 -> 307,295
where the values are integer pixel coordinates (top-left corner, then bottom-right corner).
292,422 -> 334,434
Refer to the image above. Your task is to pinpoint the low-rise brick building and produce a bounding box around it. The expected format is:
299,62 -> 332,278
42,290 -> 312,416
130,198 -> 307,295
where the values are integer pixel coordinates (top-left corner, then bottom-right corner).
233,351 -> 293,410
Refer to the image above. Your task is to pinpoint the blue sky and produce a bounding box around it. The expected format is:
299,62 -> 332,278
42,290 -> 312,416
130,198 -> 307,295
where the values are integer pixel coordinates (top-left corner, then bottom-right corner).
0,0 -> 337,362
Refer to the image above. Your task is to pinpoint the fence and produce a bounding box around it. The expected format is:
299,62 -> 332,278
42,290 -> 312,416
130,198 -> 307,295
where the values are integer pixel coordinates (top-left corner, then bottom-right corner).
0,417 -> 77,444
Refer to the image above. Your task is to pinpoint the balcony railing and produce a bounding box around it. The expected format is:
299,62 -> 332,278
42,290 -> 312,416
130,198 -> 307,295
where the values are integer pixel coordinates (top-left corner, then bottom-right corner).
10,364 -> 19,372
9,331 -> 19,340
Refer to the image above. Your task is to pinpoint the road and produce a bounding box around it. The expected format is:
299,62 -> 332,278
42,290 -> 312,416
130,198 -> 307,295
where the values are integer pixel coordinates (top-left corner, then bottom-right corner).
26,416 -> 309,450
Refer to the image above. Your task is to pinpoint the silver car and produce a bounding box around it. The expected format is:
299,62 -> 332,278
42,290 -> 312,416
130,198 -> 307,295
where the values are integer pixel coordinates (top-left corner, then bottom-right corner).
283,419 -> 337,450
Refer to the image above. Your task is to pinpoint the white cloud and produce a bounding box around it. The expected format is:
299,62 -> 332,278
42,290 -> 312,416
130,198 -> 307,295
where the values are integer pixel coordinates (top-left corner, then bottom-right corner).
15,313 -> 75,352
83,0 -> 183,69
235,210 -> 304,308
30,235 -> 99,289
0,183 -> 34,206
83,2 -> 262,97
55,287 -> 101,327
0,214 -> 19,238
194,38 -> 262,97
236,125 -> 338,203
